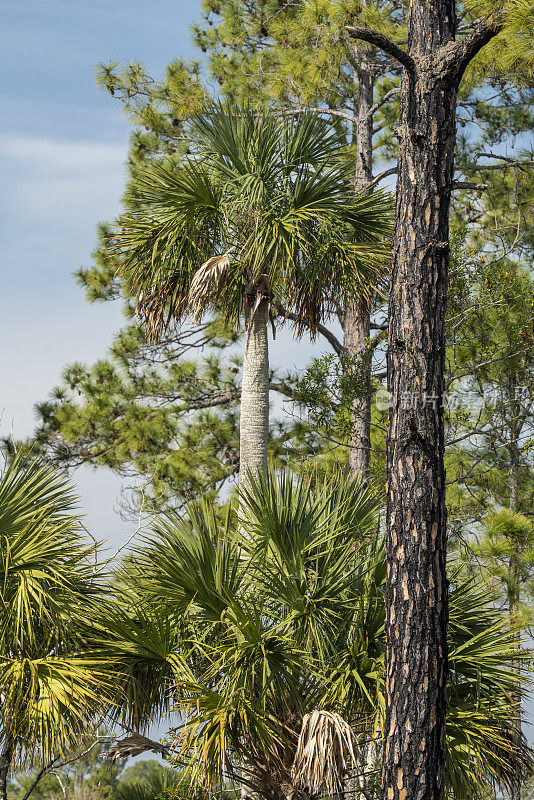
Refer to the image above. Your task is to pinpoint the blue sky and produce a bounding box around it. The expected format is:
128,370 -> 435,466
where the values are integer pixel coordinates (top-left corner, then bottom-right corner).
0,0 -> 324,549
1,1 -> 199,545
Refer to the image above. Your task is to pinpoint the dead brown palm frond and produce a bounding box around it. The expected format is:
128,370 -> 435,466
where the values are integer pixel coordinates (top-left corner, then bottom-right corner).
292,710 -> 357,796
187,254 -> 231,320
106,733 -> 167,762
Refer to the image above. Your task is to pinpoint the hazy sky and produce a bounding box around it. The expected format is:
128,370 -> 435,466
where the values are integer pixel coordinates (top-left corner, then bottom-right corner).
0,0 -> 327,551
1,1 -> 199,548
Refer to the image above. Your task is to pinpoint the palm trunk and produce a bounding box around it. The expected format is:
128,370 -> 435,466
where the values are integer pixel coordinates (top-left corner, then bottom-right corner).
239,298 -> 270,486
344,59 -> 374,479
0,740 -> 13,800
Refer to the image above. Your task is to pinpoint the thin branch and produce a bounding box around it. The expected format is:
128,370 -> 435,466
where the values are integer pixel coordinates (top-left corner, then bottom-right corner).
276,106 -> 359,126
452,181 -> 489,191
21,740 -> 112,800
477,151 -> 531,163
275,304 -> 344,357
448,17 -> 504,83
367,166 -> 397,190
345,27 -> 416,73
21,758 -> 61,800
367,87 -> 401,119
458,159 -> 534,172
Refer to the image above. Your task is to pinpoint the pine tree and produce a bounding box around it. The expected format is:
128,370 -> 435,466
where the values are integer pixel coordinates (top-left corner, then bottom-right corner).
343,2 -> 533,799
444,254 -> 534,800
186,0 -> 534,479
33,0 -> 532,503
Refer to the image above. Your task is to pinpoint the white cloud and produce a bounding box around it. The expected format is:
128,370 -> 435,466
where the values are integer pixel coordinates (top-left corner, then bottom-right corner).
0,135 -> 125,167
0,134 -> 127,224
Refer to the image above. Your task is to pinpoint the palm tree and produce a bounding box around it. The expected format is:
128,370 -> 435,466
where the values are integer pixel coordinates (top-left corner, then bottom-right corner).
0,452 -> 110,800
92,471 -> 531,800
116,105 -> 390,486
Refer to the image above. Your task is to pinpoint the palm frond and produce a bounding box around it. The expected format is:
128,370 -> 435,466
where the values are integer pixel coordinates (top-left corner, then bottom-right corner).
187,254 -> 231,320
0,656 -> 112,764
116,104 -> 392,341
292,710 -> 356,795
107,470 -> 532,800
107,733 -> 167,762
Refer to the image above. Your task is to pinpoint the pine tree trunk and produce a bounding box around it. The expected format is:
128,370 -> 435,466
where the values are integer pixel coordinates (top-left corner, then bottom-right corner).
382,5 -> 457,800
239,298 -> 270,486
344,297 -> 371,477
508,382 -> 522,800
344,60 -> 374,479
0,740 -> 13,800
345,11 -> 501,800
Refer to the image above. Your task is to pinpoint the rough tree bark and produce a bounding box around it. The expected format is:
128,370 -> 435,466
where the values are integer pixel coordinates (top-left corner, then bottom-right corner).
344,58 -> 374,479
347,5 -> 502,800
239,297 -> 270,486
0,740 -> 13,800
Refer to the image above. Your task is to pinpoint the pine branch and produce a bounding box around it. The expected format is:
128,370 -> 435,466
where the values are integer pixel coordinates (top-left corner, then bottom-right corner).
276,106 -> 359,125
452,181 -> 489,190
345,27 -> 416,74
367,88 -> 401,120
458,160 -> 534,171
447,17 -> 504,83
275,304 -> 344,357
367,166 -> 397,189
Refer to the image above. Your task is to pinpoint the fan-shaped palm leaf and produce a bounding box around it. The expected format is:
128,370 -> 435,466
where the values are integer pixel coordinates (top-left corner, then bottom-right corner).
91,470 -> 531,800
116,103 -> 392,482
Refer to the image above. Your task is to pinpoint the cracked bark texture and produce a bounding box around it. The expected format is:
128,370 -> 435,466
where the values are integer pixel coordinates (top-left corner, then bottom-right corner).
383,4 -> 457,800
0,741 -> 12,800
239,298 -> 270,486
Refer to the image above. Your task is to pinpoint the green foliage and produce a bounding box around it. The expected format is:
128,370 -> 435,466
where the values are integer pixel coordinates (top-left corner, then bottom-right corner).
9,730 -> 126,800
114,765 -> 184,800
118,760 -> 168,788
89,471 -> 530,800
0,452 -> 110,766
481,509 -> 534,613
33,320 -> 243,513
117,102 -> 390,340
444,254 -> 534,524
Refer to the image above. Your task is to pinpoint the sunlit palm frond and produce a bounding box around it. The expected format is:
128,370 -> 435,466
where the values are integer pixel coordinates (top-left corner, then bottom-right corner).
0,452 -> 99,650
0,656 -> 111,764
0,452 -> 110,766
447,700 -> 533,797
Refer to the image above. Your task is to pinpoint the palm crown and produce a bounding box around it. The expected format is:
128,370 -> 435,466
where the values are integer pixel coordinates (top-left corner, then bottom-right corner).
94,470 -> 530,800
116,104 -> 390,483
117,103 -> 390,339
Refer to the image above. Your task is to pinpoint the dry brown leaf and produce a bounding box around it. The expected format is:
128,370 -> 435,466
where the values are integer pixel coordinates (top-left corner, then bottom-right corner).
292,710 -> 356,795
187,254 -> 231,319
